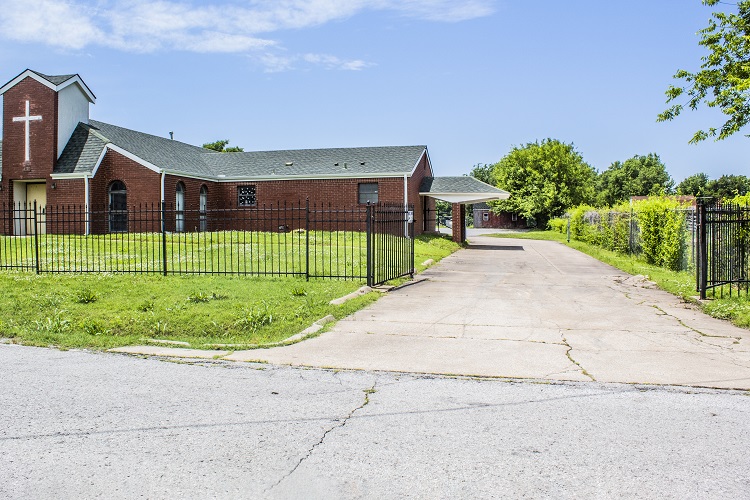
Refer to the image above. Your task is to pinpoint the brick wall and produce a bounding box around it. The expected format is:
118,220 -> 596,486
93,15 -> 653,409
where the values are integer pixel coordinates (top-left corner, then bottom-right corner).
452,203 -> 466,243
46,178 -> 85,234
407,152 -> 434,234
1,77 -> 58,207
88,150 -> 161,234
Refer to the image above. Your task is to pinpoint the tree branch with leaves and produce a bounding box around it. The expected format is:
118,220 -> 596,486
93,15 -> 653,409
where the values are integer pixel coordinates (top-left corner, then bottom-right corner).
658,0 -> 750,143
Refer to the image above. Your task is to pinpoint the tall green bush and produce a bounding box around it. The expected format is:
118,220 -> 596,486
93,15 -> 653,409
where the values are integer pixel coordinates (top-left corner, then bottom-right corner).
633,198 -> 688,271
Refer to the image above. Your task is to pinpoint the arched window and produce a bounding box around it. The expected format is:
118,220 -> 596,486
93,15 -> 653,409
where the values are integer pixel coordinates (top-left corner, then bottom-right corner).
199,185 -> 208,232
175,182 -> 185,232
109,181 -> 127,232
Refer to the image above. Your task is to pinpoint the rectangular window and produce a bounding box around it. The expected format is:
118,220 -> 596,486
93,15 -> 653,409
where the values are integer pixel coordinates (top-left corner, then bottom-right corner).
358,183 -> 378,204
237,185 -> 257,207
511,213 -> 518,222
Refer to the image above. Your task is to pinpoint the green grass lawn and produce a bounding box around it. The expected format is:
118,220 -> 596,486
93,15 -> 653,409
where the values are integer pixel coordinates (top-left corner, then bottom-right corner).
491,230 -> 750,329
0,233 -> 460,350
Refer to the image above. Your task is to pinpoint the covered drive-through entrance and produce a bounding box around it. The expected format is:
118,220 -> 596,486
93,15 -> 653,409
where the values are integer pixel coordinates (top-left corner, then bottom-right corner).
419,176 -> 509,242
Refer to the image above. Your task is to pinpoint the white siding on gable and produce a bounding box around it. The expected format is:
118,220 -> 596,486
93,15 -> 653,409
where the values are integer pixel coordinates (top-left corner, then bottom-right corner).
57,84 -> 90,158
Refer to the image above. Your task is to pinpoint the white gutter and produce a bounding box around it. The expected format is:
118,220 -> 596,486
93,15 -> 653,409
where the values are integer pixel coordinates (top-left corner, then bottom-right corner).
160,171 -> 165,203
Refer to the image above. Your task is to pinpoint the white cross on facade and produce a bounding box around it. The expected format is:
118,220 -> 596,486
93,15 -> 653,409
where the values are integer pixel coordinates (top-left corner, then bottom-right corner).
12,100 -> 42,162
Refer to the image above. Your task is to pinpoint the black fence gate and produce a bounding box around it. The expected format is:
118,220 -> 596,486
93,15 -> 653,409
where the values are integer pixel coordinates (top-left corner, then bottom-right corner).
366,203 -> 415,287
696,200 -> 750,299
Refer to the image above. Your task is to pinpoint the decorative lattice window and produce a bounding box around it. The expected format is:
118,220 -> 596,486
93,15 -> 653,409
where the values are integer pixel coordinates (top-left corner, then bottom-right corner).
238,185 -> 257,207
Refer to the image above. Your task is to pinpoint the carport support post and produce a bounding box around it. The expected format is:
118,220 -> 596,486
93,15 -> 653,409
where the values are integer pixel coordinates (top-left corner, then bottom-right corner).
451,203 -> 466,243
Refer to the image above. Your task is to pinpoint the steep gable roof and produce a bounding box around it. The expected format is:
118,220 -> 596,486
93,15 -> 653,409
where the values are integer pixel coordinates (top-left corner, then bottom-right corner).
55,120 -> 427,181
0,69 -> 96,102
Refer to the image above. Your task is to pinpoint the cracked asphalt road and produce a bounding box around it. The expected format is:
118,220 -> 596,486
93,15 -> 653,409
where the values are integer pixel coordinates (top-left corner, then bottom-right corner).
2,344 -> 750,498
224,236 -> 750,390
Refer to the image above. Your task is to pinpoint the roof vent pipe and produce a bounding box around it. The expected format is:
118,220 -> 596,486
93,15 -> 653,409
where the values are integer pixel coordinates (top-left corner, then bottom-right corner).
169,131 -> 174,140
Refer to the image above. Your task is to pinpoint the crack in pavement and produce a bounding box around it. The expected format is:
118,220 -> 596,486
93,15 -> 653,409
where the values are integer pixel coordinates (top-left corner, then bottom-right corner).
560,331 -> 595,382
265,380 -> 378,494
652,305 -> 743,348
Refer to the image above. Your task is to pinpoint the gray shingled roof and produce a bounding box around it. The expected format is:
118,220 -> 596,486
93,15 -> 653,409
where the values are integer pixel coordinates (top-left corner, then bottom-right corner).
29,70 -> 77,86
420,176 -> 508,195
55,120 -> 426,179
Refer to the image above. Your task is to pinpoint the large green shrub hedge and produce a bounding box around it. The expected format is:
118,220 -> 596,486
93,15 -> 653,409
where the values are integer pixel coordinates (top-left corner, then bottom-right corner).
553,197 -> 691,272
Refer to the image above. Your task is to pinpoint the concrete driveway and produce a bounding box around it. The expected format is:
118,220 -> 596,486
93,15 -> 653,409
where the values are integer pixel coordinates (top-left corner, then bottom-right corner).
226,236 -> 750,390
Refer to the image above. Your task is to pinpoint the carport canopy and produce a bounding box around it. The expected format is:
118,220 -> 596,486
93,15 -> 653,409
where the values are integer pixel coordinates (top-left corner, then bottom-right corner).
419,176 -> 510,242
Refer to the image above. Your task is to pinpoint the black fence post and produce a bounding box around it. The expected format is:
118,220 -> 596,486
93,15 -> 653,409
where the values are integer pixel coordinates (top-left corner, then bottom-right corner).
33,201 -> 40,274
697,199 -> 708,300
161,202 -> 168,276
366,203 -> 373,287
410,208 -> 415,278
305,198 -> 310,282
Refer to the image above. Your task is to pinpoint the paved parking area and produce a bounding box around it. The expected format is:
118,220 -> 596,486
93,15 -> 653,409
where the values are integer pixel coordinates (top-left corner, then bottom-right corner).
226,236 -> 750,390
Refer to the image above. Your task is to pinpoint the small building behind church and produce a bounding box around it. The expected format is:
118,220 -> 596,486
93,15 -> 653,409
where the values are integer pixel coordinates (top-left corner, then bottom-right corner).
472,203 -> 529,229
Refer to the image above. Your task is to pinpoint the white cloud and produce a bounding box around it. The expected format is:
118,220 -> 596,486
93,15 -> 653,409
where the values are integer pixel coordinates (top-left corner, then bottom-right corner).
0,0 -> 102,49
258,52 -> 373,73
0,0 -> 495,69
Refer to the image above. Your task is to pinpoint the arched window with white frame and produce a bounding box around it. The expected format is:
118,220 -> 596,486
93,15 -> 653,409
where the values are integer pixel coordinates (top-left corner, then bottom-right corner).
108,180 -> 127,232
175,181 -> 185,232
199,185 -> 208,232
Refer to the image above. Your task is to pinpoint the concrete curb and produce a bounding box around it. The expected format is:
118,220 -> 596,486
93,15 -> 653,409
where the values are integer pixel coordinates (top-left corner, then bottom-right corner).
329,286 -> 372,305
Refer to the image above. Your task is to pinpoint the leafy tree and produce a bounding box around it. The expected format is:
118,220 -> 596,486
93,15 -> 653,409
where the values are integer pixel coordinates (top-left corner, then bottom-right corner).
469,163 -> 495,186
676,172 -> 710,197
658,0 -> 750,143
707,174 -> 750,199
677,173 -> 750,199
596,153 -> 674,206
202,139 -> 244,152
491,139 -> 596,226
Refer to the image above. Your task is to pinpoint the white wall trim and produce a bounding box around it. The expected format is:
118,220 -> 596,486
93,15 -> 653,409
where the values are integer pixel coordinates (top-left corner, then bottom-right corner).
409,148 -> 428,177
0,70 -> 96,102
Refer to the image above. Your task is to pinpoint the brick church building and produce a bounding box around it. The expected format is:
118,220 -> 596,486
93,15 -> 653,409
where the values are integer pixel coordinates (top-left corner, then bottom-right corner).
0,69 -> 507,241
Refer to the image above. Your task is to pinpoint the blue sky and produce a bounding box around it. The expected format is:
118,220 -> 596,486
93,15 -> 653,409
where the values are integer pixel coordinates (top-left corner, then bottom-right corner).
0,0 -> 746,183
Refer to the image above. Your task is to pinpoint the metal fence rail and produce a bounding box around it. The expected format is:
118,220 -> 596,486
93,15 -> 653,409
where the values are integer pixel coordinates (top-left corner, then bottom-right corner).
0,201 -> 414,284
697,200 -> 750,299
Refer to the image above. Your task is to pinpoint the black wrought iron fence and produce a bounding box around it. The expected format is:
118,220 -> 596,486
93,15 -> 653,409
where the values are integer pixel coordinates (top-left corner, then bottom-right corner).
0,201 -> 414,284
696,200 -> 750,299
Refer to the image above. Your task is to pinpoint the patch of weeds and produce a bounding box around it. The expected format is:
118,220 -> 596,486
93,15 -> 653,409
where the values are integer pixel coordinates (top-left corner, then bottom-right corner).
187,291 -> 228,303
291,287 -> 307,297
151,320 -> 170,336
137,300 -> 155,312
34,309 -> 70,334
80,318 -> 109,336
235,302 -> 273,333
74,288 -> 98,304
40,294 -> 64,308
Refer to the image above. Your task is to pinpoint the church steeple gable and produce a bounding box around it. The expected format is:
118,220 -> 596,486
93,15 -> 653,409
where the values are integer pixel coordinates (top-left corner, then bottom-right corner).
0,69 -> 95,180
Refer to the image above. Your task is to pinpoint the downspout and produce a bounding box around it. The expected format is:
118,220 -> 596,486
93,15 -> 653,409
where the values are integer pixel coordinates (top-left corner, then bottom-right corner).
160,170 -> 166,232
84,175 -> 90,235
403,174 -> 409,237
